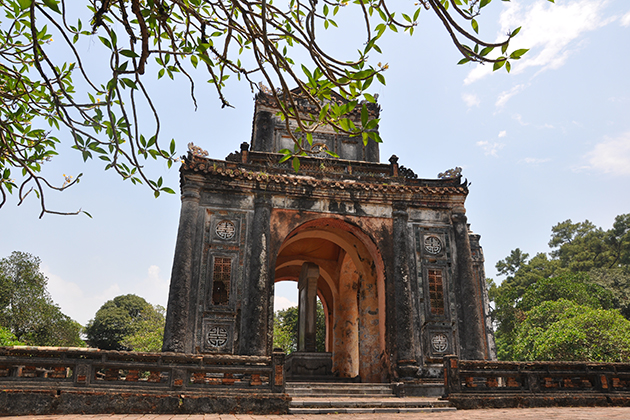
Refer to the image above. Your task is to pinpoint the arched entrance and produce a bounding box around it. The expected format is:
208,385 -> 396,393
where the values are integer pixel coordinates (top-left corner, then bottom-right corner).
273,218 -> 388,382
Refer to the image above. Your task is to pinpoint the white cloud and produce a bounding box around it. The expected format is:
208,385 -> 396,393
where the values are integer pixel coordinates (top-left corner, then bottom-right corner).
496,84 -> 526,108
513,114 -> 529,126
521,157 -> 551,164
44,265 -> 121,325
498,130 -> 507,138
462,93 -> 480,107
132,265 -> 170,309
465,0 -> 610,85
43,264 -> 169,325
274,296 -> 297,312
621,11 -> 630,27
586,132 -> 630,176
477,140 -> 505,157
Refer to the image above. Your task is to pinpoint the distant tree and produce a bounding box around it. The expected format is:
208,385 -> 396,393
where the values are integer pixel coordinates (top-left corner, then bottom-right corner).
273,300 -> 325,354
589,267 -> 630,319
514,300 -> 630,362
85,294 -> 163,351
273,306 -> 298,354
121,305 -> 165,353
490,214 -> 630,361
549,215 -> 630,271
0,251 -> 84,346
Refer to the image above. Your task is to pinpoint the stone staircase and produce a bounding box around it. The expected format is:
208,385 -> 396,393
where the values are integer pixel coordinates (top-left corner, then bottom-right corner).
286,382 -> 455,414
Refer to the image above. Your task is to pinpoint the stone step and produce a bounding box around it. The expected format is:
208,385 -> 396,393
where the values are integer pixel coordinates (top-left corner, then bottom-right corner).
286,382 -> 395,397
289,407 -> 456,414
288,397 -> 455,414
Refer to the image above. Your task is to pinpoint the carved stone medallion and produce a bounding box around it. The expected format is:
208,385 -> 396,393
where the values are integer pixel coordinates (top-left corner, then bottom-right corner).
424,235 -> 442,254
431,333 -> 449,353
215,220 -> 236,240
207,326 -> 229,347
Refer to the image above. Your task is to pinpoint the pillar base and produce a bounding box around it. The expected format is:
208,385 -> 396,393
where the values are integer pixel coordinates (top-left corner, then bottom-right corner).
285,352 -> 332,380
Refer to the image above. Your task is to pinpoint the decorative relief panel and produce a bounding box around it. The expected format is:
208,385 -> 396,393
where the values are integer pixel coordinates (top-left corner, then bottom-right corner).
207,325 -> 229,347
202,319 -> 235,353
425,329 -> 454,359
215,220 -> 236,240
209,214 -> 242,245
430,333 -> 449,353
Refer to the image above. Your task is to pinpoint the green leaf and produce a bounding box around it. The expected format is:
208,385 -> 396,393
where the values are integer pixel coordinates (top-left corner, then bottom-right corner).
18,0 -> 32,10
82,211 -> 93,218
361,105 -> 368,127
120,49 -> 139,58
472,19 -> 479,34
480,46 -> 494,57
292,157 -> 300,173
505,61 -> 511,73
121,78 -> 137,89
98,36 -> 111,49
509,48 -> 529,60
43,0 -> 61,13
493,59 -> 506,71
511,26 -> 522,37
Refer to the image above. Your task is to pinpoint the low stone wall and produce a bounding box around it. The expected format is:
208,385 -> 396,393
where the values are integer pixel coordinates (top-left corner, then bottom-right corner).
443,355 -> 630,409
0,346 -> 288,415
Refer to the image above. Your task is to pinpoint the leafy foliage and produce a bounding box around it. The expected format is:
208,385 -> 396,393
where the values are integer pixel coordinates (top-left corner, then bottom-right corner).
513,300 -> 630,362
0,325 -> 24,346
84,294 -> 163,351
490,214 -> 630,361
273,299 -> 325,354
121,304 -> 165,352
0,251 -> 84,346
0,0 -> 545,215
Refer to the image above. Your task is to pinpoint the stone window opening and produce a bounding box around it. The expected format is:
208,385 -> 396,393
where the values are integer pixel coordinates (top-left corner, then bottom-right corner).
212,257 -> 231,305
428,268 -> 445,315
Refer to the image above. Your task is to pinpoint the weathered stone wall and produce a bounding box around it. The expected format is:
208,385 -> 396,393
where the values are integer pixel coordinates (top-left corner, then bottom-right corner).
443,356 -> 630,409
0,347 -> 288,415
164,150 -> 494,382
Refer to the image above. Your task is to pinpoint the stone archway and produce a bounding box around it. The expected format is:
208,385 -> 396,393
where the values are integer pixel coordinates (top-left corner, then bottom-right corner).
273,218 -> 388,383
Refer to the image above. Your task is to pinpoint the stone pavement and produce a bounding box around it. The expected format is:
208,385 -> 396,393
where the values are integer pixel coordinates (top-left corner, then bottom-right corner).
4,408 -> 630,420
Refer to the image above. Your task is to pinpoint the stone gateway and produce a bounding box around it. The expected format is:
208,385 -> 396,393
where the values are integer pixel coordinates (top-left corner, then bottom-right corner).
163,91 -> 496,386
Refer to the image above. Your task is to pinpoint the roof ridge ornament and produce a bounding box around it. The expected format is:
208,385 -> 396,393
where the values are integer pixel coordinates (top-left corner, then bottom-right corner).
438,167 -> 462,179
188,142 -> 209,158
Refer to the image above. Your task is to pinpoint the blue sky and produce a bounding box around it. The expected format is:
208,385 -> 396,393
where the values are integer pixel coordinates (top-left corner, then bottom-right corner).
2,0 -> 629,325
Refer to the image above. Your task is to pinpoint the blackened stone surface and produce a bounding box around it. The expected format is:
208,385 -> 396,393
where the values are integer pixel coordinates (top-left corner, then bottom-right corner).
0,389 -> 290,415
285,352 -> 333,379
451,210 -> 486,360
392,204 -> 418,375
163,184 -> 201,353
239,194 -> 272,356
252,110 -> 274,152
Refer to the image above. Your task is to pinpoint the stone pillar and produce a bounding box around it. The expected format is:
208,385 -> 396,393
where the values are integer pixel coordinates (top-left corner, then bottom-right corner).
251,110 -> 274,152
451,207 -> 486,360
298,262 -> 320,352
470,232 -> 497,360
239,194 -> 272,356
392,202 -> 418,377
163,182 -> 201,353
